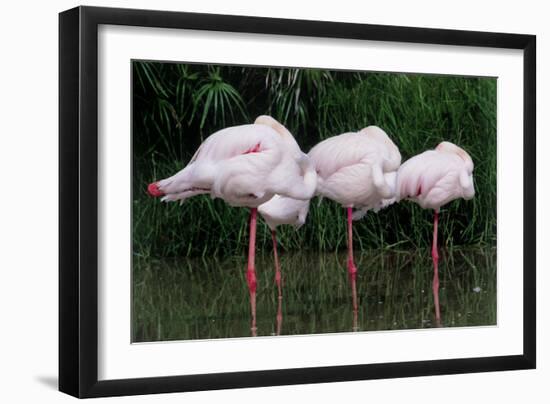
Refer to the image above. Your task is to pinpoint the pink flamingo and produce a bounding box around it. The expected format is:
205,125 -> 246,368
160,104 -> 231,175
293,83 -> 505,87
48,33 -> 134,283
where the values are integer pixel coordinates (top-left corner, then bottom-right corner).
257,117 -> 313,301
396,141 -> 475,322
308,126 -> 401,316
259,195 -> 310,300
257,118 -> 315,334
258,194 -> 309,335
147,116 -> 317,333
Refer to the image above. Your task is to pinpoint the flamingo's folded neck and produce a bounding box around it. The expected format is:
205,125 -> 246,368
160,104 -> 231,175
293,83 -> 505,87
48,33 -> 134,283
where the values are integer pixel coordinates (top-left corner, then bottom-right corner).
243,142 -> 262,154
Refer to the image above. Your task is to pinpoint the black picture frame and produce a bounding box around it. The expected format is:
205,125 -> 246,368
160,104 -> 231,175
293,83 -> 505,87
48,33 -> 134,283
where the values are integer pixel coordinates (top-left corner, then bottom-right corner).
59,5 -> 536,398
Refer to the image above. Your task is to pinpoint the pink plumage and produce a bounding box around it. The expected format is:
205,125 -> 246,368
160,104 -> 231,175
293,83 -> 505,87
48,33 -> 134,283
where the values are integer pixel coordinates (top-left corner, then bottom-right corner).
149,117 -> 316,207
308,126 -> 401,211
396,141 -> 475,210
259,195 -> 310,230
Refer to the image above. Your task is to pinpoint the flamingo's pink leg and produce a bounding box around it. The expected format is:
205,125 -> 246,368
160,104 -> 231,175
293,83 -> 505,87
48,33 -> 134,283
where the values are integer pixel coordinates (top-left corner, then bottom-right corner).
432,210 -> 441,323
271,230 -> 282,301
246,208 -> 258,335
346,207 -> 358,313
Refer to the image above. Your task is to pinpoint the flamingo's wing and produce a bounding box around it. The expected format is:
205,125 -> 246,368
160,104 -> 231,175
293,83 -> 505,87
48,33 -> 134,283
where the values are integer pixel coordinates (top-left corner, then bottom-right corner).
309,132 -> 400,207
309,132 -> 372,178
156,124 -> 283,204
317,161 -> 377,207
258,195 -> 310,229
397,151 -> 444,200
212,145 -> 283,205
360,126 -> 402,172
254,115 -> 302,156
397,150 -> 473,209
309,131 -> 399,179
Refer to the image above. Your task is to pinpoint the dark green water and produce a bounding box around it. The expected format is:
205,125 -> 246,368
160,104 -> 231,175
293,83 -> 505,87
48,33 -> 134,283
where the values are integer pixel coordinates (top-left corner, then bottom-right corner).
132,247 -> 496,342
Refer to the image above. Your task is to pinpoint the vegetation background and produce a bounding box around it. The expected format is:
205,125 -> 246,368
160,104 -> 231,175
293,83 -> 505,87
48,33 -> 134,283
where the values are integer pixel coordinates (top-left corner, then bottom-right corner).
132,61 -> 497,259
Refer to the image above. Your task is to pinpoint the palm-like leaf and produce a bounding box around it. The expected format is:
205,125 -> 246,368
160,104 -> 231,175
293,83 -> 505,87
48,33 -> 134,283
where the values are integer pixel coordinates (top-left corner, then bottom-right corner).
191,67 -> 249,133
265,68 -> 333,133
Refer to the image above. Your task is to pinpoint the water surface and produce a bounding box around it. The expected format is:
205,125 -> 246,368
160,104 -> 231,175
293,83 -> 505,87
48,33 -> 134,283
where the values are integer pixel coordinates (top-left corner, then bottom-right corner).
132,247 -> 496,342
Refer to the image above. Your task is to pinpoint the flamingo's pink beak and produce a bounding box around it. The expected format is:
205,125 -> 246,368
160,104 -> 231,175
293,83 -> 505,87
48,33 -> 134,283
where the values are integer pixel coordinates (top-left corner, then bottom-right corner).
147,182 -> 164,197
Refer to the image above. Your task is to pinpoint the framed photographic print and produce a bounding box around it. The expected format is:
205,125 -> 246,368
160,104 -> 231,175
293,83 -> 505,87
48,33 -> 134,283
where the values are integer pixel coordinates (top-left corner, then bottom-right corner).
59,5 -> 536,398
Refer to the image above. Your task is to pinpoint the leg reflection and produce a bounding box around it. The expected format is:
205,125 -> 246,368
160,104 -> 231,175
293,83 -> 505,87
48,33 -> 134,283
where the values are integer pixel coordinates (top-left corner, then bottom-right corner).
272,230 -> 282,301
352,295 -> 359,332
432,270 -> 442,327
276,294 -> 283,336
346,208 -> 359,315
271,229 -> 283,336
250,306 -> 257,337
350,275 -> 359,332
247,208 -> 258,337
431,210 -> 442,327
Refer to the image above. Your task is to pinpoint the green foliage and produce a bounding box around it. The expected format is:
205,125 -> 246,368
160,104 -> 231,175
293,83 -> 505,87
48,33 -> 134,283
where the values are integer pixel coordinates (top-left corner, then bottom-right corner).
192,66 -> 249,131
132,61 -> 496,259
265,68 -> 333,133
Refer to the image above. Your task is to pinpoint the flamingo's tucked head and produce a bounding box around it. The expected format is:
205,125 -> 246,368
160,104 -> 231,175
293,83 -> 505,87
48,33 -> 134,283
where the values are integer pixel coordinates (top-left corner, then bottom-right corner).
147,182 -> 165,197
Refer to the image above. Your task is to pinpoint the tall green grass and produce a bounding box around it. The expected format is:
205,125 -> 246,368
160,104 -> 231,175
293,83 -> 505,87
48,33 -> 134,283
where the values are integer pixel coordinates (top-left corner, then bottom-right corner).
133,62 -> 496,259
